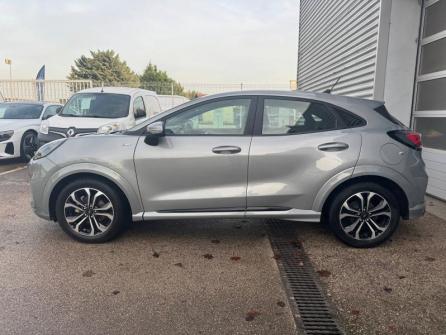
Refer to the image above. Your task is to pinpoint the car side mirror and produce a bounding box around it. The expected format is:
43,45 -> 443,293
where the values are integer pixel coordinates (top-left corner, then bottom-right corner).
145,121 -> 165,146
135,108 -> 146,119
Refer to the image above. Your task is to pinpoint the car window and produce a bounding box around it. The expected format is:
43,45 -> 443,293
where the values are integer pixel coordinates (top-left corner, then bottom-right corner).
165,99 -> 251,135
0,103 -> 43,119
262,99 -> 337,135
60,93 -> 130,119
133,96 -> 146,120
144,96 -> 162,117
42,105 -> 61,120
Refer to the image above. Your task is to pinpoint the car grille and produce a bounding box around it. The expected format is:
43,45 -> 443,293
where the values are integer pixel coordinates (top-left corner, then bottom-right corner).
48,127 -> 98,138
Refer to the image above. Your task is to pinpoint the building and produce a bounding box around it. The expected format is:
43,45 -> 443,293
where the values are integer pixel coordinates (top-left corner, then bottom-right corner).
297,0 -> 446,200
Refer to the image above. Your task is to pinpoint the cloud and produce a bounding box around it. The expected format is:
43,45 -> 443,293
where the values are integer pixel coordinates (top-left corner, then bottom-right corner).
0,0 -> 297,83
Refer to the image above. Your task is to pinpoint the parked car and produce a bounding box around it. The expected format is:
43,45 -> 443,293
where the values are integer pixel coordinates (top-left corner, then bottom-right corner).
157,95 -> 189,111
29,91 -> 427,247
0,101 -> 62,161
38,87 -> 162,146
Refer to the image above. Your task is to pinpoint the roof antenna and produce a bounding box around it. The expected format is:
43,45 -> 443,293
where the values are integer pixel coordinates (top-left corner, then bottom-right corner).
324,76 -> 341,94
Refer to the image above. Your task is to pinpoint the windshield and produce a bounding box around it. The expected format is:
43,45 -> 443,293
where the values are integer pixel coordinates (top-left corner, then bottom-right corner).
60,93 -> 130,118
0,103 -> 43,119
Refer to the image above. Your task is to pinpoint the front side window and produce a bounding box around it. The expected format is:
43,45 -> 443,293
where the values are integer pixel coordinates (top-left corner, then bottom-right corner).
262,99 -> 337,135
133,96 -> 146,119
42,105 -> 61,120
0,103 -> 43,119
165,98 -> 251,135
60,93 -> 130,119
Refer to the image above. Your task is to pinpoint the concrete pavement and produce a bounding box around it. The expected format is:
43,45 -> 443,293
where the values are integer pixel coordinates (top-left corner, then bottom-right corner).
0,168 -> 297,335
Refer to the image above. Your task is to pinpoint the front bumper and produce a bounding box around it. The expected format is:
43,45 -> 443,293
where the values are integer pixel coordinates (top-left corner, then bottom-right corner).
0,137 -> 20,159
28,156 -> 56,220
38,132 -> 64,148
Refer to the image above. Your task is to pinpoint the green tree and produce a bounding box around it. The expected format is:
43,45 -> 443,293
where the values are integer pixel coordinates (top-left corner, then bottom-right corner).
139,63 -> 184,95
68,50 -> 139,86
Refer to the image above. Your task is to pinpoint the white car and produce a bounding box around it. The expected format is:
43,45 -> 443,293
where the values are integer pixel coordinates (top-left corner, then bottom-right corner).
38,87 -> 163,145
0,102 -> 62,161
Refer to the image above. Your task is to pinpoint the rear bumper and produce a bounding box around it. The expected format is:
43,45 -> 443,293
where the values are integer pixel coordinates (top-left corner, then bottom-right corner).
407,201 -> 425,220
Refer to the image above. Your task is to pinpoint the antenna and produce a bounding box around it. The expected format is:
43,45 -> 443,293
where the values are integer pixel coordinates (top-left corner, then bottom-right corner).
323,76 -> 341,94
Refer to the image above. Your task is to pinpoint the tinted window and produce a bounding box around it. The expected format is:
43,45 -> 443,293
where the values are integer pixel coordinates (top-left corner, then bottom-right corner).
262,99 -> 337,135
423,0 -> 446,38
60,93 -> 130,118
133,96 -> 146,119
416,78 -> 446,111
0,103 -> 43,119
335,108 -> 366,128
165,99 -> 251,135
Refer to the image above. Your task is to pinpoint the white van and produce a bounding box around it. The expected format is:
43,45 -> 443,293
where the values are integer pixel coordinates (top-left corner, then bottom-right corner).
38,87 -> 162,145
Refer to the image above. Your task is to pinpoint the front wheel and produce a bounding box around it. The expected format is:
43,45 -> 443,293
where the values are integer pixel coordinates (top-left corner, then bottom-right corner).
327,182 -> 400,248
20,131 -> 38,162
55,178 -> 129,243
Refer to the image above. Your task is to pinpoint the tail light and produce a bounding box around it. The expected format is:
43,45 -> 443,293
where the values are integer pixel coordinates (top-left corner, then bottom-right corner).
387,130 -> 422,151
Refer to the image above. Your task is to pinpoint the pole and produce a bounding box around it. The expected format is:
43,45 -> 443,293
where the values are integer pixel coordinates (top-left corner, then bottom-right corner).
9,64 -> 11,80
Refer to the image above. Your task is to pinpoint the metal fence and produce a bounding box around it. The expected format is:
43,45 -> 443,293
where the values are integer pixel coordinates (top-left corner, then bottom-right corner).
0,80 -> 295,103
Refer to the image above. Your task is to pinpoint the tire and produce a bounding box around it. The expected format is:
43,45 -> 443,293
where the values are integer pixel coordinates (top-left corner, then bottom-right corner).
20,131 -> 38,162
55,178 -> 129,243
327,182 -> 400,248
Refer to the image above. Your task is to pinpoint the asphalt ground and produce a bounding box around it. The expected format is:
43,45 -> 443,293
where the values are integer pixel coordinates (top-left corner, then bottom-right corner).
298,213 -> 446,334
0,168 -> 297,335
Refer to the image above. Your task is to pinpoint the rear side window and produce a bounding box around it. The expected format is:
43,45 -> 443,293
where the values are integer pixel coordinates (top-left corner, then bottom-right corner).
334,108 -> 366,128
374,105 -> 404,126
262,99 -> 337,135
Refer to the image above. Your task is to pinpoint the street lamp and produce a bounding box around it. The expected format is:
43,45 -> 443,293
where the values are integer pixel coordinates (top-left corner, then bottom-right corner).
4,59 -> 12,80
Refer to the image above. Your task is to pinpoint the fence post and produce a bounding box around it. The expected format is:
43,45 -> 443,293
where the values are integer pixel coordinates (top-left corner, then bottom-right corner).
240,82 -> 243,91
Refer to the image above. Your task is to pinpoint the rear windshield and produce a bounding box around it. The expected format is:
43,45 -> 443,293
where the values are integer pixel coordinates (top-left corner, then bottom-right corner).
374,105 -> 405,126
0,103 -> 43,119
60,93 -> 130,118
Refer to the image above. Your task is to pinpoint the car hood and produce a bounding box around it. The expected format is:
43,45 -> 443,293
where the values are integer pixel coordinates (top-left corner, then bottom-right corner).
48,115 -> 130,129
0,119 -> 39,131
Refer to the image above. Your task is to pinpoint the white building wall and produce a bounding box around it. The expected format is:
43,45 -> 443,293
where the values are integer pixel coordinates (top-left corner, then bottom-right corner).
297,0 -> 381,98
380,0 -> 421,126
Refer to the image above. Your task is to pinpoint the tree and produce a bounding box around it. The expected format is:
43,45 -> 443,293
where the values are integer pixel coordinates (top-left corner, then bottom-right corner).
139,63 -> 184,95
68,50 -> 139,86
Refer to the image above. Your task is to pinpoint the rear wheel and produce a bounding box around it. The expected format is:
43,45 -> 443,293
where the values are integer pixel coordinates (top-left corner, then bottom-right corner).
20,131 -> 38,162
55,178 -> 129,243
327,182 -> 400,248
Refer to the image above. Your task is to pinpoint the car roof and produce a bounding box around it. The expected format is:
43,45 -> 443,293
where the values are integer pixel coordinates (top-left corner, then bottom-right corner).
78,87 -> 156,96
200,90 -> 384,109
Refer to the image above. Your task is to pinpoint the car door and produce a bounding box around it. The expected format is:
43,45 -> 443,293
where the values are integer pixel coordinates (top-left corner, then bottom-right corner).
247,96 -> 362,214
134,96 -> 256,216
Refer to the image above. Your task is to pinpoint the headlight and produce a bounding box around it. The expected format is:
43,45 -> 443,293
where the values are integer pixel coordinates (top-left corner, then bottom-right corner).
40,120 -> 49,135
97,122 -> 125,134
33,139 -> 66,160
0,130 -> 14,142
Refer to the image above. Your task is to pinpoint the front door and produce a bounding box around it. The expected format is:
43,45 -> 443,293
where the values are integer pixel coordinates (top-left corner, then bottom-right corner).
134,97 -> 256,216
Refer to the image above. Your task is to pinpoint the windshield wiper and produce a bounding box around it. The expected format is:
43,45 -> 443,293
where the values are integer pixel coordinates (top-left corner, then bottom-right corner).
60,113 -> 82,117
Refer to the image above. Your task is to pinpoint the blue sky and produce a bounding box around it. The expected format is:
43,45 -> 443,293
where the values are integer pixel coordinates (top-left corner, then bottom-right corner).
0,0 -> 298,83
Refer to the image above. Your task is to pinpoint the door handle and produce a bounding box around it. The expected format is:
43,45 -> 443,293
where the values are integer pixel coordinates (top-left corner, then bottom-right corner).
318,142 -> 349,152
212,146 -> 242,154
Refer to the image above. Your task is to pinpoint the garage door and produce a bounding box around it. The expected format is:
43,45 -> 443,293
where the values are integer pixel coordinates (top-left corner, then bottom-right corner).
413,0 -> 446,200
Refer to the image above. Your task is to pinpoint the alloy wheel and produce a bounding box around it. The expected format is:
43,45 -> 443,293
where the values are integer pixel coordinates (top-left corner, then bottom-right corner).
339,191 -> 392,241
63,188 -> 114,236
22,133 -> 37,160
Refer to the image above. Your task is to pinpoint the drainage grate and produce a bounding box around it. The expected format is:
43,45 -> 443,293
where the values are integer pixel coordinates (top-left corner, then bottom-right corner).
267,219 -> 344,335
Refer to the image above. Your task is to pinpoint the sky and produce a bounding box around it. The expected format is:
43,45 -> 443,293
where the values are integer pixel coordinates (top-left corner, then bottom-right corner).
0,0 -> 298,84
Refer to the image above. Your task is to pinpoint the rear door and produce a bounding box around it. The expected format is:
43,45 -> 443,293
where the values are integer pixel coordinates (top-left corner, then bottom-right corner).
247,96 -> 363,212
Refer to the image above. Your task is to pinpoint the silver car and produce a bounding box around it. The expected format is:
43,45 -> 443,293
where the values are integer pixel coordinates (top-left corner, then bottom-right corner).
29,91 -> 428,247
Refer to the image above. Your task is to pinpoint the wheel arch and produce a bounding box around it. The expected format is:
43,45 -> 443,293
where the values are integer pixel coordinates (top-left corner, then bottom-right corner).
319,175 -> 410,222
47,168 -> 141,221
